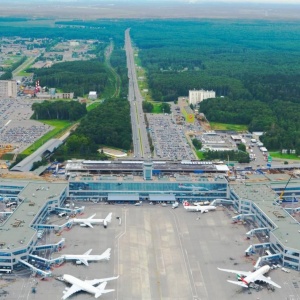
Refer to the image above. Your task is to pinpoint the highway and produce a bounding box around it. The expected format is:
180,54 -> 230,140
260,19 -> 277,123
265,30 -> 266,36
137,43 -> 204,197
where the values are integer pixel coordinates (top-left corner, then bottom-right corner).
125,28 -> 151,159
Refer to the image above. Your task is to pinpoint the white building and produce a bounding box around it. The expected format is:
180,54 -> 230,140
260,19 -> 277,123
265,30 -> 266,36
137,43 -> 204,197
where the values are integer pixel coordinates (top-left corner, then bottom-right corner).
189,89 -> 215,105
0,80 -> 17,98
88,91 -> 97,100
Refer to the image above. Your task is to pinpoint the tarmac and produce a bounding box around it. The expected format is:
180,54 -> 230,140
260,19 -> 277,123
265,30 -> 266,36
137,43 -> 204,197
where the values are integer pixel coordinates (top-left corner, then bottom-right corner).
1,202 -> 300,300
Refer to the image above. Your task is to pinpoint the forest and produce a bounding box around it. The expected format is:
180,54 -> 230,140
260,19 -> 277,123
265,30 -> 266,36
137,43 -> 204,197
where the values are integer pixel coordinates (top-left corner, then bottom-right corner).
28,60 -> 111,98
129,20 -> 300,154
53,98 -> 132,161
31,101 -> 87,121
2,18 -> 300,154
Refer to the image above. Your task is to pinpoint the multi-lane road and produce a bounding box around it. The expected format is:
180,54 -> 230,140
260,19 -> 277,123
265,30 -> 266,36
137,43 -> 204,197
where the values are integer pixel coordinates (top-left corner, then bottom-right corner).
125,29 -> 151,159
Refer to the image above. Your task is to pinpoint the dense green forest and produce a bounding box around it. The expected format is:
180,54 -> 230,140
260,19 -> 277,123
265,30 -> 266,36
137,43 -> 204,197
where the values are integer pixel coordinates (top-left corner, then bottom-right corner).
129,20 -> 300,154
53,98 -> 132,161
31,101 -> 87,121
76,98 -> 132,150
2,18 -> 300,154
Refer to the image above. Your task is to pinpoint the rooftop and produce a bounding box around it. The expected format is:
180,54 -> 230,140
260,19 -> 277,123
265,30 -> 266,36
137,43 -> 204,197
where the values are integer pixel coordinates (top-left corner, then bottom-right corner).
230,182 -> 300,251
0,182 -> 67,250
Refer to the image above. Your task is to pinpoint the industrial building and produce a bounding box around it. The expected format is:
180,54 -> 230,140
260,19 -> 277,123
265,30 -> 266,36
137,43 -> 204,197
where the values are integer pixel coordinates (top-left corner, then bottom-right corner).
0,80 -> 17,98
188,89 -> 215,105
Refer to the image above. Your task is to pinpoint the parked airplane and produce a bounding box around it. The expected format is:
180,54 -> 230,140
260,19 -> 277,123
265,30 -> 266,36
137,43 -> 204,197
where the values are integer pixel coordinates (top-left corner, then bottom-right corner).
183,201 -> 216,213
60,274 -> 118,299
72,212 -> 112,228
217,265 -> 281,288
62,248 -> 111,266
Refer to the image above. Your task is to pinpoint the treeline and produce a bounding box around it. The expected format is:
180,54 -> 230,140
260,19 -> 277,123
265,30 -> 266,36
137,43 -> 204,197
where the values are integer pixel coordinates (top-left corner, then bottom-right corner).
76,98 -> 132,150
129,20 -> 300,153
31,101 -> 87,121
203,150 -> 250,164
110,48 -> 128,98
53,98 -> 132,161
29,60 -> 110,98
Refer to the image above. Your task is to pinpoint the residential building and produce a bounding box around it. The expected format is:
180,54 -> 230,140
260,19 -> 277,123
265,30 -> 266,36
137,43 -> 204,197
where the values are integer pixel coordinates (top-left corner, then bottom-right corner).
189,89 -> 215,105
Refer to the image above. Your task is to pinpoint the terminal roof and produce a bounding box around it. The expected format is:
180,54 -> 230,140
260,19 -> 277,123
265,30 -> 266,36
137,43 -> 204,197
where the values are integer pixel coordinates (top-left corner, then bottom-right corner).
0,182 -> 66,251
231,182 -> 300,251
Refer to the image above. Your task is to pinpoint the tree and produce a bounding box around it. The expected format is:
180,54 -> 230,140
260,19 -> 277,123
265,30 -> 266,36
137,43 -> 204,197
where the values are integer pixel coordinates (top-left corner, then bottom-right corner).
192,138 -> 202,150
238,143 -> 246,152
160,102 -> 170,114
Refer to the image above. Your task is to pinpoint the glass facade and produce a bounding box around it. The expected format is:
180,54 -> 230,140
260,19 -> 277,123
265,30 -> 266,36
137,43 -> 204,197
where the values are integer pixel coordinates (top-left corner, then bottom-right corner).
68,181 -> 228,201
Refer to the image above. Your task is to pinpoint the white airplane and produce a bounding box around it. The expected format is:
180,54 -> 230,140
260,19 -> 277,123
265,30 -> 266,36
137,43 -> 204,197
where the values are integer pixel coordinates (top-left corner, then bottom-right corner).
61,274 -> 118,299
62,248 -> 111,266
218,265 -> 281,289
72,212 -> 112,228
183,201 -> 216,213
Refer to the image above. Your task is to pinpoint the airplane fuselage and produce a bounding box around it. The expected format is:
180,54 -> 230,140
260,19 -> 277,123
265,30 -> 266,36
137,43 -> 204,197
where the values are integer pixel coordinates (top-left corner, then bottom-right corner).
63,274 -> 99,295
73,219 -> 104,224
242,265 -> 270,285
184,205 -> 216,212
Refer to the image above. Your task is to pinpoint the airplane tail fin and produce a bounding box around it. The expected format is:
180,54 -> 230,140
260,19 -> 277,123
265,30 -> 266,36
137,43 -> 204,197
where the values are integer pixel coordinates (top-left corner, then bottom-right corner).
102,248 -> 111,260
105,213 -> 112,223
183,201 -> 189,207
227,280 -> 248,288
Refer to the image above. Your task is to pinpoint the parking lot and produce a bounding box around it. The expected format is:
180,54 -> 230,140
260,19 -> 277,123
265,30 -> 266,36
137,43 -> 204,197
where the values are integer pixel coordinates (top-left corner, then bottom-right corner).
147,113 -> 195,160
0,98 -> 52,152
2,203 -> 299,300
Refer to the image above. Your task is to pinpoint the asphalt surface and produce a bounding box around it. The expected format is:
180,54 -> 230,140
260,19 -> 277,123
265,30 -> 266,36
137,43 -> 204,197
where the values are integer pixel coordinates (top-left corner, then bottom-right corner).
125,29 -> 151,159
2,203 -> 299,300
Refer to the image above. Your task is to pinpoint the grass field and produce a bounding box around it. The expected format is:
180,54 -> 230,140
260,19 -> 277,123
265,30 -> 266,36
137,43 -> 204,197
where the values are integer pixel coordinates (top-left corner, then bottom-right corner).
210,122 -> 248,131
22,120 -> 73,155
87,101 -> 101,111
196,150 -> 205,160
151,102 -> 164,113
269,152 -> 300,161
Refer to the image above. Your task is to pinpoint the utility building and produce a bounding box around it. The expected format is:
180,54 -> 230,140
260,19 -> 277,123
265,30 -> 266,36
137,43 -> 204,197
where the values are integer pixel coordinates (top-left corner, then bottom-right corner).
0,80 -> 17,98
189,89 -> 215,105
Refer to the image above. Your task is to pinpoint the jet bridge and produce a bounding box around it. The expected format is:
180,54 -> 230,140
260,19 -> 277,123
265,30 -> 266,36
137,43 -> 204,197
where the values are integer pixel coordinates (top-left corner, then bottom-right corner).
246,227 -> 269,238
18,259 -> 52,278
29,254 -> 64,266
245,243 -> 271,256
254,253 -> 282,270
210,199 -> 234,206
34,238 -> 65,252
232,213 -> 256,222
54,206 -> 85,215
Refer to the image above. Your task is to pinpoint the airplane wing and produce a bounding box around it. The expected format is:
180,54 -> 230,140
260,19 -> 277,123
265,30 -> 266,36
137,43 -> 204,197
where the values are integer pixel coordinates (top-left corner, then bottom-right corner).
79,259 -> 89,266
88,214 -> 96,219
218,268 -> 251,277
256,275 -> 281,288
84,249 -> 93,256
82,221 -> 93,228
227,280 -> 248,288
62,284 -> 82,300
85,276 -> 119,286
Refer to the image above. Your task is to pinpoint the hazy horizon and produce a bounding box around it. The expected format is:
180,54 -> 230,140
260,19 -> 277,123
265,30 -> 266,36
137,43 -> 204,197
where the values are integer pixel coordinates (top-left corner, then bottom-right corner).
1,0 -> 300,20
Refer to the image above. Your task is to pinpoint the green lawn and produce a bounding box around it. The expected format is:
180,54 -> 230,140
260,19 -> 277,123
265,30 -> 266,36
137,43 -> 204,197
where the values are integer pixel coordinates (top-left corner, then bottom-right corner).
22,120 -> 73,155
87,101 -> 101,111
196,151 -> 205,160
210,122 -> 248,132
269,152 -> 300,160
152,102 -> 163,113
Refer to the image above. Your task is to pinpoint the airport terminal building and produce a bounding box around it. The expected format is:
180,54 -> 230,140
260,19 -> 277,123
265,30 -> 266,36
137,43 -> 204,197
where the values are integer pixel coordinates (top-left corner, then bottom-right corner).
0,174 -> 300,272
